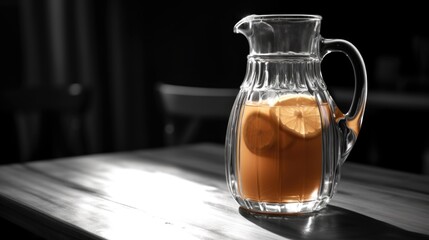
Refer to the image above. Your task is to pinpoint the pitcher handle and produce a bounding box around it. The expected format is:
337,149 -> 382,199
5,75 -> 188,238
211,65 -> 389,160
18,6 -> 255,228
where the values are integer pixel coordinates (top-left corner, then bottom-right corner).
320,38 -> 368,163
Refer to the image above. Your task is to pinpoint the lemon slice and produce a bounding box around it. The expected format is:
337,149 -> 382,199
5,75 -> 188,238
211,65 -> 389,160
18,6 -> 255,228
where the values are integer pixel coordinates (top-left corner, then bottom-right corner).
272,95 -> 322,138
243,112 -> 275,153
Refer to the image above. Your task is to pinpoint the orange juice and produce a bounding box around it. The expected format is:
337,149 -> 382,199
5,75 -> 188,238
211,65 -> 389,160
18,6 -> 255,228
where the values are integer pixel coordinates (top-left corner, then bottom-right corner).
238,95 -> 322,203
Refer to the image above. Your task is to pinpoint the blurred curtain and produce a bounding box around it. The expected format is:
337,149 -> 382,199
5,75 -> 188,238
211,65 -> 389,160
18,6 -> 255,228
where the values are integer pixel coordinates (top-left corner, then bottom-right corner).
9,0 -> 151,161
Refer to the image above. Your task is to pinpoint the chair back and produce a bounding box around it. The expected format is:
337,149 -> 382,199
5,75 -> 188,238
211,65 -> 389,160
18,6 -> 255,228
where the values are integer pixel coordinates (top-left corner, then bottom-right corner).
155,83 -> 238,145
0,84 -> 89,162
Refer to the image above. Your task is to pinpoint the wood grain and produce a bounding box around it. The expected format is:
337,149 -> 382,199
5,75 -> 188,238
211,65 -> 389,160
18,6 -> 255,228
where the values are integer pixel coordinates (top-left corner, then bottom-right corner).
0,143 -> 428,240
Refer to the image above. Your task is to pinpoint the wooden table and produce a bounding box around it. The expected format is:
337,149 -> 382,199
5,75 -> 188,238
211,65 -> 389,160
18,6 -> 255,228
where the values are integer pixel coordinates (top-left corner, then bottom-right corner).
0,143 -> 428,240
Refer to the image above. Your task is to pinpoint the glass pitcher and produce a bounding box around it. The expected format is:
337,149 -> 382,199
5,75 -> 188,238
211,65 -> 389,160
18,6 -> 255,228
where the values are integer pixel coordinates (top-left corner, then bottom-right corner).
225,14 -> 367,214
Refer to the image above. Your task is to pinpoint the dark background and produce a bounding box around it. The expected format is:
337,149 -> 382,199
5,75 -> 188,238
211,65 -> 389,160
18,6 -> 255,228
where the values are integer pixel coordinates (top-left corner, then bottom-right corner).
1,0 -> 429,174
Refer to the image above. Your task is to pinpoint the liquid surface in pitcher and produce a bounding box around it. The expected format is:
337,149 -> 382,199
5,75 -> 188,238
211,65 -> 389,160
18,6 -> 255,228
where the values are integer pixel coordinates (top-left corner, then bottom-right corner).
238,94 -> 322,203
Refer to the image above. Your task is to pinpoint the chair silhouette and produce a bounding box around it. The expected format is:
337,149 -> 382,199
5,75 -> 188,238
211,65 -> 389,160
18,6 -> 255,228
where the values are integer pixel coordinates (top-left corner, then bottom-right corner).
155,82 -> 238,146
0,83 -> 89,163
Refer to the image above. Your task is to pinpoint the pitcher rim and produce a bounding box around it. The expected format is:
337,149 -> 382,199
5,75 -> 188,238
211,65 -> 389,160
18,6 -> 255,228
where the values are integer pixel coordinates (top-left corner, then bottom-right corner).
237,14 -> 322,23
235,14 -> 322,32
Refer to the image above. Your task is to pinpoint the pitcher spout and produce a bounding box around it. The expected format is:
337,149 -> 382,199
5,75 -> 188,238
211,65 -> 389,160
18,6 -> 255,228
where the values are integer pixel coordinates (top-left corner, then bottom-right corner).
233,15 -> 254,36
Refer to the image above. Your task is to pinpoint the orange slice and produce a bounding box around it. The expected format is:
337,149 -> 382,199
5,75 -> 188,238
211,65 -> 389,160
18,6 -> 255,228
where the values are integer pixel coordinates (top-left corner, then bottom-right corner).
243,112 -> 275,153
272,95 -> 322,138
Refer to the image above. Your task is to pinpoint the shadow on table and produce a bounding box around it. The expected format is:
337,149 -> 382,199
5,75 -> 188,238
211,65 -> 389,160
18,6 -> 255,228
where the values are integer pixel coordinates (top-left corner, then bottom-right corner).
239,206 -> 429,240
